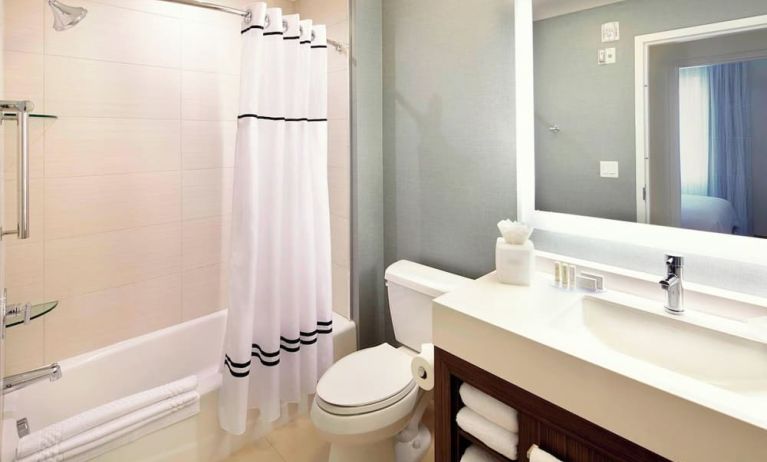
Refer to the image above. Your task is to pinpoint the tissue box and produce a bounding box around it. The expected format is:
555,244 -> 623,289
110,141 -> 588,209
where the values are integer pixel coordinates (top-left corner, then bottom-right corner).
495,238 -> 535,286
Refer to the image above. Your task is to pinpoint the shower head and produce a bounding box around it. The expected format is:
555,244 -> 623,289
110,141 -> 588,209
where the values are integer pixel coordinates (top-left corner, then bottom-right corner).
48,0 -> 88,31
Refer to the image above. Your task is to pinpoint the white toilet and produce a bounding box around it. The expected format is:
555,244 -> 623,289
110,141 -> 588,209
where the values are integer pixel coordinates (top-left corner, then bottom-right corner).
311,260 -> 469,462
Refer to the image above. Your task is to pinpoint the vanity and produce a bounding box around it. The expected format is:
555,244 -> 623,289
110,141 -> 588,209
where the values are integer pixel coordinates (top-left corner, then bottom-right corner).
431,268 -> 767,461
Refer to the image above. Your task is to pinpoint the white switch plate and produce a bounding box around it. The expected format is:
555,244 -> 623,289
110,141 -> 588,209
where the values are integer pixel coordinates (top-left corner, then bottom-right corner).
601,22 -> 620,42
598,48 -> 617,65
600,161 -> 619,178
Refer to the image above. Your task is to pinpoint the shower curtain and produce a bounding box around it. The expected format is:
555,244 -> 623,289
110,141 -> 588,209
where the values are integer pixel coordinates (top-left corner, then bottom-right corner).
219,3 -> 333,435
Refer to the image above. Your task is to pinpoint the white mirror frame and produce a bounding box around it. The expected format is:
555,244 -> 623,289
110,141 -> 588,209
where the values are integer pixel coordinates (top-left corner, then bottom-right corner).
515,0 -> 767,266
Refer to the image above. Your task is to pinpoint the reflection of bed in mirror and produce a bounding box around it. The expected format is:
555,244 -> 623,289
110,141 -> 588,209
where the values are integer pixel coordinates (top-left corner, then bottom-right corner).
681,194 -> 739,235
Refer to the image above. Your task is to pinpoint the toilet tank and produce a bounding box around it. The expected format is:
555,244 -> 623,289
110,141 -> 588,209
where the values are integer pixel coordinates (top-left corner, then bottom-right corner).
385,260 -> 470,351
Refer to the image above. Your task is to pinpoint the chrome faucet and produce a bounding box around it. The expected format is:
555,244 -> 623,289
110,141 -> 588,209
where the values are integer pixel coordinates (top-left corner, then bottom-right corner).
660,254 -> 684,315
2,363 -> 62,395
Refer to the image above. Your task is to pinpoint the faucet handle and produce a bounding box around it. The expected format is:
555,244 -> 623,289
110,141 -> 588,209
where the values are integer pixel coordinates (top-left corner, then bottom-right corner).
665,254 -> 684,268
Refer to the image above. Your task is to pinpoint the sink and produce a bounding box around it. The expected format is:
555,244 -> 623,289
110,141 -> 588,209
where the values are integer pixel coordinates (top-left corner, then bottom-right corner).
550,294 -> 767,395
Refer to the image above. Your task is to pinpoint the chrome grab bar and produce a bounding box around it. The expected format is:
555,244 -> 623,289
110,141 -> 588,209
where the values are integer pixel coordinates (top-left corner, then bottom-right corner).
3,363 -> 62,395
0,100 -> 33,240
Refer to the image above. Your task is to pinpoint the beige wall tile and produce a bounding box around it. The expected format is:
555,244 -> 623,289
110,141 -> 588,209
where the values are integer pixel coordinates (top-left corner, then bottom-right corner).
4,51 -> 45,111
182,263 -> 228,320
295,0 -> 348,26
89,0 -> 186,17
331,263 -> 350,318
328,165 -> 349,218
4,178 -> 44,247
4,0 -> 45,54
182,168 -> 234,219
45,222 -> 182,300
330,215 -> 349,267
5,121 -> 45,180
326,20 -> 350,72
182,71 -> 240,121
182,21 -> 241,75
44,0 -> 182,68
6,242 -> 45,306
327,69 -> 350,121
44,273 -> 183,362
327,118 -> 350,169
182,216 -> 230,270
45,172 -> 182,239
45,55 -> 181,119
182,120 -> 236,170
44,118 -> 181,177
4,322 -> 45,375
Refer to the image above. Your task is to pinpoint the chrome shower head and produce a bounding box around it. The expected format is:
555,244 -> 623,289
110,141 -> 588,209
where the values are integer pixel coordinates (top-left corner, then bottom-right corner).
49,0 -> 88,31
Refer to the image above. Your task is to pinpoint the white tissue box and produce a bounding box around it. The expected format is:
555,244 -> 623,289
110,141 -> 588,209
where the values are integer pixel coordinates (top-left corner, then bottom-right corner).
495,238 -> 535,286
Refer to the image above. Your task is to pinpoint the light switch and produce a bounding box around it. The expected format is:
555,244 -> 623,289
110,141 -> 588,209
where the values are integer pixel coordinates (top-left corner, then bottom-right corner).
600,161 -> 619,178
605,47 -> 616,64
601,22 -> 620,42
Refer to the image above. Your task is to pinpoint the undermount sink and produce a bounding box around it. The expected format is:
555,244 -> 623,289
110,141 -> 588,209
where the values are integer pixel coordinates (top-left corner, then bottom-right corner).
550,294 -> 767,395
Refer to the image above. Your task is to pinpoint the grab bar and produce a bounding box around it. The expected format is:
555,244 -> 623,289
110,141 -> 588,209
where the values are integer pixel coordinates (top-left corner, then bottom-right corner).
0,100 -> 33,240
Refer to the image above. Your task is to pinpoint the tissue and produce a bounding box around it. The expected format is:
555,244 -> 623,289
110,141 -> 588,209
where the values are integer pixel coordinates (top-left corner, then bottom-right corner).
497,220 -> 532,245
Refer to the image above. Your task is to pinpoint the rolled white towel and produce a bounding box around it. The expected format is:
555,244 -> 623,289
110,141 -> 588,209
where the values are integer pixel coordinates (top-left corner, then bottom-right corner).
18,390 -> 199,462
459,383 -> 518,433
17,375 -> 198,458
528,444 -> 563,462
456,407 -> 517,460
461,444 -> 500,462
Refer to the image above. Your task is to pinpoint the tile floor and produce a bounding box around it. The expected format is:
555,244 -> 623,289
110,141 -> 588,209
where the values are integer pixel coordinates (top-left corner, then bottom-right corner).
225,405 -> 435,462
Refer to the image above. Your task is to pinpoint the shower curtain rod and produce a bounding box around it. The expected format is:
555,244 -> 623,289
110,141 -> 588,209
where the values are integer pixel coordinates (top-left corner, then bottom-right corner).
155,0 -> 348,53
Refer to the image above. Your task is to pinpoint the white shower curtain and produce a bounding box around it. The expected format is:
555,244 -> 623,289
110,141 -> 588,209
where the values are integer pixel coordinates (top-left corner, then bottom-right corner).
219,3 -> 333,435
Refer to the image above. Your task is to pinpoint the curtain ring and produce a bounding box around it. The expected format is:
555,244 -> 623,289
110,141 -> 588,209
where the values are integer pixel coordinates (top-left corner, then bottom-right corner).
282,19 -> 288,33
264,14 -> 271,29
311,30 -> 316,42
243,9 -> 252,25
299,25 -> 304,37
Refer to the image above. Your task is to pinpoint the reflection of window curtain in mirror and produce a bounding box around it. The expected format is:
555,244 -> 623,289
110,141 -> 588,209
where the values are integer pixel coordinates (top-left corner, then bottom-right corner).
708,62 -> 752,236
679,66 -> 710,196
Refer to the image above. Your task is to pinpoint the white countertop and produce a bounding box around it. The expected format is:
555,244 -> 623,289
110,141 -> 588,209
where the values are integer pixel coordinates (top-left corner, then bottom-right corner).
433,271 -> 767,461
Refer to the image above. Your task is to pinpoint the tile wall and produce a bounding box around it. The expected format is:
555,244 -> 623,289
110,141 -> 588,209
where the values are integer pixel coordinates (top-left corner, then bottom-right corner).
2,0 -> 349,375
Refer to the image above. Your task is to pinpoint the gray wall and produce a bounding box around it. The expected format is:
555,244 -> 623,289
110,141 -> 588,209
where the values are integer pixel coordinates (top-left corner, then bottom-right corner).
534,0 -> 767,222
382,0 -> 517,281
351,0 -> 386,348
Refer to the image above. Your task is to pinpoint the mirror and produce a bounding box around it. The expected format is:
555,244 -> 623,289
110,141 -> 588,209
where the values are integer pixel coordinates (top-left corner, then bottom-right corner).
534,0 -> 767,238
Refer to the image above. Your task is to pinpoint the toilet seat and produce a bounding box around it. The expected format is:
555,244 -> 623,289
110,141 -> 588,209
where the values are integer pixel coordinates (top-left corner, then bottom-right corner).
316,344 -> 415,416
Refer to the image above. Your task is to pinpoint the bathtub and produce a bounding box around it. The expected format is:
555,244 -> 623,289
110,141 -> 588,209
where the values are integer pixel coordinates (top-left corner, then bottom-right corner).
1,310 -> 356,462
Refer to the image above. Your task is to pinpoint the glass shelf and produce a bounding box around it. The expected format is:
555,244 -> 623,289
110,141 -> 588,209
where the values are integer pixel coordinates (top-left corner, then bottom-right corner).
4,300 -> 59,329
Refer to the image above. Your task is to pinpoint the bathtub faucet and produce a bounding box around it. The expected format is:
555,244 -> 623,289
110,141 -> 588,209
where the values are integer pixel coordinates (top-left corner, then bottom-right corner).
3,363 -> 62,395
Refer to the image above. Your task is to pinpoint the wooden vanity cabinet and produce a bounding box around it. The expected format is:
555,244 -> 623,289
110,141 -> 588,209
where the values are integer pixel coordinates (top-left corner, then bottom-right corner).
434,347 -> 670,462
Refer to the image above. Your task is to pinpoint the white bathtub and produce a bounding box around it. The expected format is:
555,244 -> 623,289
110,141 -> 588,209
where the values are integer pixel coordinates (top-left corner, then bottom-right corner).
2,310 -> 356,462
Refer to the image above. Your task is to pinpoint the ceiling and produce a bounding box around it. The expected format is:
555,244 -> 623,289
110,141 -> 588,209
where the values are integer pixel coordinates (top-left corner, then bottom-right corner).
533,0 -> 624,21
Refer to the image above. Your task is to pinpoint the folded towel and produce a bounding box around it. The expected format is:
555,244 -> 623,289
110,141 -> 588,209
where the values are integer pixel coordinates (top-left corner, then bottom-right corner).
459,383 -> 518,433
456,407 -> 517,460
18,390 -> 199,462
461,444 -> 500,462
17,375 -> 197,458
528,444 -> 563,462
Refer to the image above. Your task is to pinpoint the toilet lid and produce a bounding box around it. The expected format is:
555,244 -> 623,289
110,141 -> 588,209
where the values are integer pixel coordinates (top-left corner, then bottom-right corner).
316,344 -> 415,412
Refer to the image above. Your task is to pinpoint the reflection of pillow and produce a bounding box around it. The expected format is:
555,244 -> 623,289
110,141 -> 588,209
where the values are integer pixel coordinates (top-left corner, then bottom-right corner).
681,194 -> 739,234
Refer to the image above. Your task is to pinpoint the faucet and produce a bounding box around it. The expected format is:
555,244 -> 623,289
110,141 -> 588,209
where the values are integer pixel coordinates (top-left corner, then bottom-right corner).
3,363 -> 62,395
659,254 -> 684,315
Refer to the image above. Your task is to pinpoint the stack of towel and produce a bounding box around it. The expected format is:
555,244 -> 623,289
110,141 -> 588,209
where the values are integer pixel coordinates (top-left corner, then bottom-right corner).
16,376 -> 200,462
457,383 -> 518,461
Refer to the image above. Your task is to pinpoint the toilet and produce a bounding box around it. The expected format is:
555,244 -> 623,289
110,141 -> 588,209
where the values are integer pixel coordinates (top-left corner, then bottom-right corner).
311,260 -> 470,462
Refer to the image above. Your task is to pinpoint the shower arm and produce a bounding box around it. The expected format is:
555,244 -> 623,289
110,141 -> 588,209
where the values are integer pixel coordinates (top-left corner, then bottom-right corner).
155,0 -> 348,53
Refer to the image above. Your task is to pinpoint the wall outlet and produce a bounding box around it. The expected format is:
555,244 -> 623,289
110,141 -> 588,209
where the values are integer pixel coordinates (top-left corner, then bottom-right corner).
601,22 -> 620,42
600,161 -> 619,178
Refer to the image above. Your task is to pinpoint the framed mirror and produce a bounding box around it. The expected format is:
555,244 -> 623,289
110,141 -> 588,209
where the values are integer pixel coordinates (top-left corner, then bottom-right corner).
515,0 -> 767,265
